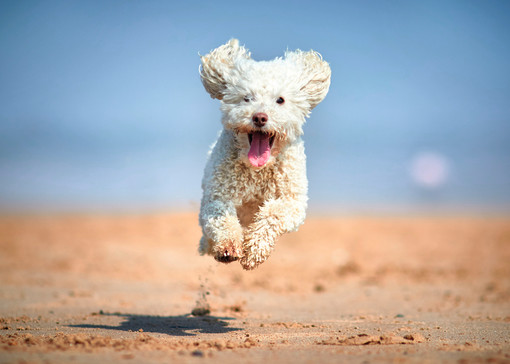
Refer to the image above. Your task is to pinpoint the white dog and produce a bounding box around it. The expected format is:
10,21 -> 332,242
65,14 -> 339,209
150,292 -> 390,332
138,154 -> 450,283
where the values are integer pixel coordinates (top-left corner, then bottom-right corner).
198,39 -> 331,270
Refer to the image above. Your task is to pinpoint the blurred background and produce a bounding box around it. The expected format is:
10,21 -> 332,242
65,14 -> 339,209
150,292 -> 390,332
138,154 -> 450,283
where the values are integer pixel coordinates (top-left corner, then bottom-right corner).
0,0 -> 509,214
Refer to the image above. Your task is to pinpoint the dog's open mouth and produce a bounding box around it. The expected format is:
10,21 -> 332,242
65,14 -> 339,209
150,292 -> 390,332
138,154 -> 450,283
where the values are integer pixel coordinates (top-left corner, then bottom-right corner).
247,131 -> 275,168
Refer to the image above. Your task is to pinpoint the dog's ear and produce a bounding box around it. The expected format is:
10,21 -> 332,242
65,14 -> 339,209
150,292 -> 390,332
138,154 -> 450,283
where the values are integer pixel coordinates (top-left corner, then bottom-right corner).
286,50 -> 331,109
200,39 -> 251,100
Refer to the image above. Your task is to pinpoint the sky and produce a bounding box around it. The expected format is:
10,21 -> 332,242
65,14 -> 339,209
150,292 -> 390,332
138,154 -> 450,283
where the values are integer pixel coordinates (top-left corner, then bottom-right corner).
0,0 -> 509,213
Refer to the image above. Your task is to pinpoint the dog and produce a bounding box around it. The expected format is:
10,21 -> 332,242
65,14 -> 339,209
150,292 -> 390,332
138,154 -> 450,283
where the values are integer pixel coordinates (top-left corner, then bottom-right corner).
198,39 -> 331,270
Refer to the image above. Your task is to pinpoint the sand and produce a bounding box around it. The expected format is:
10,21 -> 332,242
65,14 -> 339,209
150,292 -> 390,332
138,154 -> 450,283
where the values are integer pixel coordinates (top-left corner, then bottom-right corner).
0,212 -> 509,363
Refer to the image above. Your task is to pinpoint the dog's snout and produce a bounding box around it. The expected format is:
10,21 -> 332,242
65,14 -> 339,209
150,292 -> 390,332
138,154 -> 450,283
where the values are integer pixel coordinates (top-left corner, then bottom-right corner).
252,112 -> 268,127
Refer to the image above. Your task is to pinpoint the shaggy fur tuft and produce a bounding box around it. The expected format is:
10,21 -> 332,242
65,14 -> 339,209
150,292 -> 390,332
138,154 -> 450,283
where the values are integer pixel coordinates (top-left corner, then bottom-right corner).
198,39 -> 331,270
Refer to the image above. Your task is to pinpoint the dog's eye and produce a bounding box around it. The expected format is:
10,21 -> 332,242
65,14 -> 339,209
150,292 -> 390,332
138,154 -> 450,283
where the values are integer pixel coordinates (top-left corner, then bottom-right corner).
244,96 -> 250,102
276,97 -> 285,105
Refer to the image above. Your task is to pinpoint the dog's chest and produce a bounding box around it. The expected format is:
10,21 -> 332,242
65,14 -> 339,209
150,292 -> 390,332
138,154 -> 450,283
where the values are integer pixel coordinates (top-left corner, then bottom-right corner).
229,160 -> 283,204
206,130 -> 303,207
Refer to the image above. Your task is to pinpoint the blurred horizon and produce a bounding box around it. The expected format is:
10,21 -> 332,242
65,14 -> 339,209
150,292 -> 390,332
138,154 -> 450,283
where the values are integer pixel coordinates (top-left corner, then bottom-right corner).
1,0 -> 509,214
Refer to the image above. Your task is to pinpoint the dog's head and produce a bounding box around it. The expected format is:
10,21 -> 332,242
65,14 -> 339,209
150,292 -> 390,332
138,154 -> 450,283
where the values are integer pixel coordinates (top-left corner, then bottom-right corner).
200,39 -> 331,168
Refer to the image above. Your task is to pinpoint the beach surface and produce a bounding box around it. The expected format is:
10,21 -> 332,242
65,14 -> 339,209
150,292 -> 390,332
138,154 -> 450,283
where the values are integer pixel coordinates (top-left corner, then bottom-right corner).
0,212 -> 509,363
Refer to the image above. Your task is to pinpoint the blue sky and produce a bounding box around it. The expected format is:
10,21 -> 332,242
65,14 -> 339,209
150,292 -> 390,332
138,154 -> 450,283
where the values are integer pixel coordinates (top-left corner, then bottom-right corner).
1,0 -> 509,212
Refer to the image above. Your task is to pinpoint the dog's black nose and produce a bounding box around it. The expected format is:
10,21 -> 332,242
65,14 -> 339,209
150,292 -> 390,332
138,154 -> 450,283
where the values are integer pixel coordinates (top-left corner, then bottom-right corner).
252,112 -> 268,127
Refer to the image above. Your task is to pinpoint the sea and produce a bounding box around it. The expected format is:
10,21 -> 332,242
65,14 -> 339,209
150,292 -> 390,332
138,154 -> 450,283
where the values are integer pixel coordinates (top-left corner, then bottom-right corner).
1,117 -> 509,215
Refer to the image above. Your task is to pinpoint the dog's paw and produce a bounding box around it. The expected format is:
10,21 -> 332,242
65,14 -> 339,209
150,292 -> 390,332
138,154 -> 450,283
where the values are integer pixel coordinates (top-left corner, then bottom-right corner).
213,241 -> 241,264
239,256 -> 259,270
239,252 -> 268,270
239,240 -> 272,270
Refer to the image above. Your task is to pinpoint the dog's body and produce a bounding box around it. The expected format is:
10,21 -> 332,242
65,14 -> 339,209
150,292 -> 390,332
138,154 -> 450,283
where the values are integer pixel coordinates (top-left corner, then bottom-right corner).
198,39 -> 331,270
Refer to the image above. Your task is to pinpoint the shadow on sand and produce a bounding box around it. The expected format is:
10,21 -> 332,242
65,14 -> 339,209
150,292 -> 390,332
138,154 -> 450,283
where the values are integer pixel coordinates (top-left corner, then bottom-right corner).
70,312 -> 241,336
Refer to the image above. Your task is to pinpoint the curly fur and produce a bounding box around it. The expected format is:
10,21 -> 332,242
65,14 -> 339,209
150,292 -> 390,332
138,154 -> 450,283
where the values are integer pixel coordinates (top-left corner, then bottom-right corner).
198,39 -> 331,270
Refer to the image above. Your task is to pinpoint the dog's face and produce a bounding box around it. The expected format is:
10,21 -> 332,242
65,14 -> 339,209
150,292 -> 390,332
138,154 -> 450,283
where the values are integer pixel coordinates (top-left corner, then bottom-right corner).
200,39 -> 331,168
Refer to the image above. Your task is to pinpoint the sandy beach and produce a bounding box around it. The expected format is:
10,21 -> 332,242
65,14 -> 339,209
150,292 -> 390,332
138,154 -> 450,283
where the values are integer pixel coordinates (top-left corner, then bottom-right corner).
0,212 -> 509,363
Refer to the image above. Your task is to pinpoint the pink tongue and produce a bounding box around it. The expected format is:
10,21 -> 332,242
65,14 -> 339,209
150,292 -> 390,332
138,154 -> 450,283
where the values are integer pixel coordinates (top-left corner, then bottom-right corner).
248,132 -> 271,167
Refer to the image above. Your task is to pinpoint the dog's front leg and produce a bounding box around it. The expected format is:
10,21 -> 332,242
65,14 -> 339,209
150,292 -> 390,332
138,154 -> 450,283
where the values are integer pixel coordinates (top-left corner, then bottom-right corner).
240,197 -> 306,270
199,199 -> 243,263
